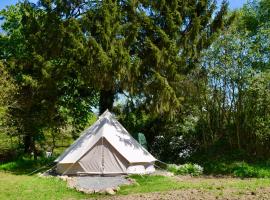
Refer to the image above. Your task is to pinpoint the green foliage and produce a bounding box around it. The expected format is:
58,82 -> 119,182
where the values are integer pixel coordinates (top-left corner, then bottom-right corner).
0,1 -> 98,157
232,162 -> 259,178
241,0 -> 270,34
77,0 -> 232,115
203,161 -> 270,178
130,0 -> 233,115
0,0 -> 269,168
167,163 -> 203,176
245,71 -> 270,141
128,0 -> 270,164
193,0 -> 270,158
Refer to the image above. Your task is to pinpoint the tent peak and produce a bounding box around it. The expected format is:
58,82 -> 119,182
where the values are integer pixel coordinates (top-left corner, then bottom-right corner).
99,109 -> 113,119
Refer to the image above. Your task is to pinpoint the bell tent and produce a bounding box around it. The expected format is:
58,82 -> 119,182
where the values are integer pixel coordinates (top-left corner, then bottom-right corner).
55,110 -> 156,175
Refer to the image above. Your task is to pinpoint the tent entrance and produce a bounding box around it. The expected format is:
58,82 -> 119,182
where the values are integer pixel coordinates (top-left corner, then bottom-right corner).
77,137 -> 129,174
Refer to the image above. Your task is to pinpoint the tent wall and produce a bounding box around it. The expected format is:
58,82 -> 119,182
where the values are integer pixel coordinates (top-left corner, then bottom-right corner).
56,138 -> 155,175
78,138 -> 129,174
126,162 -> 155,174
102,138 -> 129,173
56,163 -> 84,174
56,162 -> 155,175
78,139 -> 103,173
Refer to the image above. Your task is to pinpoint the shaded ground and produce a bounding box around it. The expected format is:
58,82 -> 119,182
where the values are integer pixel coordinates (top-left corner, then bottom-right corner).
70,170 -> 171,192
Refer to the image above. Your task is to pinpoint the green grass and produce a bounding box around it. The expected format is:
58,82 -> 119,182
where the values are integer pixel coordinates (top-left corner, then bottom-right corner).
1,172 -> 270,200
1,157 -> 270,199
0,172 -> 90,200
0,157 -> 55,174
119,175 -> 184,195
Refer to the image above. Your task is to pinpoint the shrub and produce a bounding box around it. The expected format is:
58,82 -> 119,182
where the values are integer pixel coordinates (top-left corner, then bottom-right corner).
167,163 -> 203,176
232,162 -> 258,178
203,160 -> 270,178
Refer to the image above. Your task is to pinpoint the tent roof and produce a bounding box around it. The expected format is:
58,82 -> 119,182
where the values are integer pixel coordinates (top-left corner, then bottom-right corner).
55,110 -> 156,164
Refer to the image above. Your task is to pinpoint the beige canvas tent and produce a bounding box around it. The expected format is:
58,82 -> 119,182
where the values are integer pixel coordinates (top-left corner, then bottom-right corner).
55,110 -> 156,175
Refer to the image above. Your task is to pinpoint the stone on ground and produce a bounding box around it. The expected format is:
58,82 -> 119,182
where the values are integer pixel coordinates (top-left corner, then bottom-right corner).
72,176 -> 131,194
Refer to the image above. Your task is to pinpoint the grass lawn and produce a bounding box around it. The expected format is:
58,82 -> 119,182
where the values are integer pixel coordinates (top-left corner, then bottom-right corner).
1,172 -> 270,200
0,172 -> 88,200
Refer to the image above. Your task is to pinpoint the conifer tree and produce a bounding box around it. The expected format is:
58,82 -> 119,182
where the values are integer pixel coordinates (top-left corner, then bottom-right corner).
79,0 -> 137,114
78,0 -> 233,114
132,0 -> 234,115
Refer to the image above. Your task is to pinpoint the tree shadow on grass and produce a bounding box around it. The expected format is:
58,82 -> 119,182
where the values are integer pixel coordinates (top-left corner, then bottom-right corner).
0,157 -> 55,175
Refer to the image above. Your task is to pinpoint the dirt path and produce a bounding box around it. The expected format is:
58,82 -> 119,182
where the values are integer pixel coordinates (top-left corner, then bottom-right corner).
103,188 -> 270,200
101,176 -> 270,200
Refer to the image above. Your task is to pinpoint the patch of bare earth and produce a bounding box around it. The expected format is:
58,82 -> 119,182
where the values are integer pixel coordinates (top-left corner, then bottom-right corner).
103,188 -> 270,200
103,176 -> 270,200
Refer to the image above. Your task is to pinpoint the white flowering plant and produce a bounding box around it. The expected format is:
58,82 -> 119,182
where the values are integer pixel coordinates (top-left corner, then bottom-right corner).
167,163 -> 203,176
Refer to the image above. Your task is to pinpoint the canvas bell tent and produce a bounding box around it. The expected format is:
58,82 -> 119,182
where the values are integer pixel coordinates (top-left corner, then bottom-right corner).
55,110 -> 156,175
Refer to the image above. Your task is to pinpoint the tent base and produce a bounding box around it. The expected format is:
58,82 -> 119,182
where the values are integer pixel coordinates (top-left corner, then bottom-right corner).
57,163 -> 155,175
76,172 -> 127,177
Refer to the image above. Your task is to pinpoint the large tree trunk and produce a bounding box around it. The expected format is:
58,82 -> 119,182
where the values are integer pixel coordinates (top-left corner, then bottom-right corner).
33,143 -> 38,161
99,90 -> 115,115
23,135 -> 32,154
23,134 -> 38,160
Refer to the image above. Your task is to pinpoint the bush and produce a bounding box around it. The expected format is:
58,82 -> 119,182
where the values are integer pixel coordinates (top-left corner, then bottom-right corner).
203,161 -> 270,178
0,148 -> 20,163
232,162 -> 258,178
167,163 -> 203,176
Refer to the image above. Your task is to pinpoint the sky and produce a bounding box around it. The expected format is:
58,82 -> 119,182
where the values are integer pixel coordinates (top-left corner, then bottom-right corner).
0,0 -> 247,11
224,0 -> 247,9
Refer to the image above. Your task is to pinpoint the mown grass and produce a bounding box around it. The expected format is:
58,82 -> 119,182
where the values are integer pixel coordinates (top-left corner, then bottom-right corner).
0,171 -> 90,200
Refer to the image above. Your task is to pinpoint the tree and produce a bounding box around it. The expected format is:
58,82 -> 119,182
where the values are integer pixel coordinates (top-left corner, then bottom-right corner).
0,62 -> 17,139
79,0 -> 135,114
0,0 -> 234,159
201,26 -> 255,150
0,2 -> 97,158
194,1 -> 270,157
78,0 -> 233,114
245,71 -> 270,155
131,0 -> 234,115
